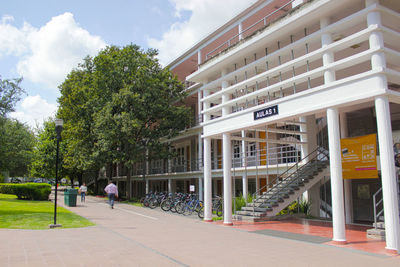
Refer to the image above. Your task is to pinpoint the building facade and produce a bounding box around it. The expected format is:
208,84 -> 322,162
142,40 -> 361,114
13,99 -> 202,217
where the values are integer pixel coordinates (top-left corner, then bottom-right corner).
110,0 -> 400,253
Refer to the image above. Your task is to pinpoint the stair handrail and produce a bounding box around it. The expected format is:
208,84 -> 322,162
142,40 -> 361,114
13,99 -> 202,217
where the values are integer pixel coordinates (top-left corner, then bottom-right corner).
373,187 -> 383,230
252,147 -> 329,215
252,147 -> 329,198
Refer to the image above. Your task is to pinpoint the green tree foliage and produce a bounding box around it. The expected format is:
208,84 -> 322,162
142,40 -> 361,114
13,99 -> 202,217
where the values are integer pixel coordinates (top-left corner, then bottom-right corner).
0,119 -> 35,176
0,76 -> 24,117
58,45 -> 190,198
30,118 -> 66,179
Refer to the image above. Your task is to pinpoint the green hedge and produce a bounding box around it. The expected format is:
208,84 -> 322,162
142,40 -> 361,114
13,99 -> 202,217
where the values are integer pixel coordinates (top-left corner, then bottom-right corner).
0,183 -> 51,200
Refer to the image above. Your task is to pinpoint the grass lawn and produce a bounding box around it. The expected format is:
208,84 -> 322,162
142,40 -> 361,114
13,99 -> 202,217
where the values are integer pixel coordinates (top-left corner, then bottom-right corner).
0,194 -> 95,229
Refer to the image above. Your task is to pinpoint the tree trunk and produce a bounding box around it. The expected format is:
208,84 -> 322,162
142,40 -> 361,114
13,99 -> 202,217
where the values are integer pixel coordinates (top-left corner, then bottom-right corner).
78,172 -> 83,186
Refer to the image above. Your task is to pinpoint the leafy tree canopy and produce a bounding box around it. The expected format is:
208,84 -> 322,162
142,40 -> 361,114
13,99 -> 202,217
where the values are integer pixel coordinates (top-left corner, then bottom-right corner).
0,76 -> 24,117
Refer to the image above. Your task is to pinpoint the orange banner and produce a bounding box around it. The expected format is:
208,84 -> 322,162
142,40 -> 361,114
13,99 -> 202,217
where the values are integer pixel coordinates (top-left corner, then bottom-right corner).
340,134 -> 378,179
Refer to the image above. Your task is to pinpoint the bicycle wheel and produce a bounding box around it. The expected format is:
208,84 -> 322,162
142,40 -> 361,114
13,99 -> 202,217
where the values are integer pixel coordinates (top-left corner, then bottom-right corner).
175,201 -> 185,214
149,198 -> 158,209
198,206 -> 204,219
216,203 -> 223,217
160,199 -> 171,211
184,204 -> 193,216
170,202 -> 178,213
195,201 -> 204,212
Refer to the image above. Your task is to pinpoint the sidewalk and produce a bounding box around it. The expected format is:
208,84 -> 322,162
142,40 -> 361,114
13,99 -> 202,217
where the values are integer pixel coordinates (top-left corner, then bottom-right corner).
1,194 -> 399,267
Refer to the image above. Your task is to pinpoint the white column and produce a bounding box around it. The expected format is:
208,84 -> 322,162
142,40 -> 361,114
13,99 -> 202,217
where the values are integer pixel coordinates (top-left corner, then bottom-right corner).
238,22 -> 243,41
241,130 -> 248,200
327,107 -> 346,243
198,90 -> 202,126
321,18 -> 336,84
300,116 -> 308,160
375,96 -> 400,252
203,137 -> 212,222
145,179 -> 149,194
199,177 -> 203,201
197,49 -> 202,65
223,133 -> 233,225
221,69 -> 229,117
203,86 -> 210,123
168,179 -> 172,193
198,132 -> 203,170
340,112 -> 353,224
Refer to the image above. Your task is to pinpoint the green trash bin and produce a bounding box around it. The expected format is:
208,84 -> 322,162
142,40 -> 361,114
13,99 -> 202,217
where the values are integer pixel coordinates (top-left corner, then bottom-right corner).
64,188 -> 78,207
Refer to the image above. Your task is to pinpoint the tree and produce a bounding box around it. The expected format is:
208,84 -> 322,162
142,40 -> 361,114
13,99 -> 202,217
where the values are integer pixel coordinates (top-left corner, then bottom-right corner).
92,45 -> 190,199
58,58 -> 100,187
30,119 -> 60,178
0,76 -> 24,117
58,45 -> 190,198
0,119 -> 35,176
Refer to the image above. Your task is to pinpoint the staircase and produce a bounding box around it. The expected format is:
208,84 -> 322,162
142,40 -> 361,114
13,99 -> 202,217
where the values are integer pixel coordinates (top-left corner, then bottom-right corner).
234,147 -> 330,222
367,182 -> 400,240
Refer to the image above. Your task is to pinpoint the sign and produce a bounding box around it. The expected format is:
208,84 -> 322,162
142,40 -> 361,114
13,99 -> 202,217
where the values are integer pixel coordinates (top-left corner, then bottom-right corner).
254,105 -> 279,120
189,185 -> 195,192
341,134 -> 378,179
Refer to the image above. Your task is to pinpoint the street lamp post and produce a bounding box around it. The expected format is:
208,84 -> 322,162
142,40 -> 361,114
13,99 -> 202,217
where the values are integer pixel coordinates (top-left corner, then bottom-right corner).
50,119 -> 63,228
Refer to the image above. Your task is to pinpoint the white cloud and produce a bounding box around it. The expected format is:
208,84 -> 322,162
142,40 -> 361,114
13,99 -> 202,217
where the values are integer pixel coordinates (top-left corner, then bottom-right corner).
0,13 -> 106,89
147,0 -> 258,65
10,95 -> 58,129
0,15 -> 33,57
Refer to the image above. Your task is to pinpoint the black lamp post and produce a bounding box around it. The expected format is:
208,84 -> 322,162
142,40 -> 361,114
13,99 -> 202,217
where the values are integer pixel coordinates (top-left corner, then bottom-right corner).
50,119 -> 63,228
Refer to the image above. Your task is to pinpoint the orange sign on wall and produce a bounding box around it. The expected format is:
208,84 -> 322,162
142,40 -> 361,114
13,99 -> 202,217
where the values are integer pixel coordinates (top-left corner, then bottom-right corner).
340,134 -> 378,179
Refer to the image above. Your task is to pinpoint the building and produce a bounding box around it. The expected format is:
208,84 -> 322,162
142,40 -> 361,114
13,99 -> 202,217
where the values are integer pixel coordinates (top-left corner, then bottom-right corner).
110,0 -> 400,253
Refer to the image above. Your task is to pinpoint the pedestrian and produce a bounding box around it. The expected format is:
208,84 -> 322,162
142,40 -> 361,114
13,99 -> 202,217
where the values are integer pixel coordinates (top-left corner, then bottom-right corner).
79,183 -> 87,202
104,181 -> 118,209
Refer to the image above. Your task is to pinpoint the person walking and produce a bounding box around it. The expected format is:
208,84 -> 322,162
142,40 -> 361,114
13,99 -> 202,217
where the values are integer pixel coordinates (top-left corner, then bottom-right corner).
79,183 -> 87,202
104,181 -> 118,209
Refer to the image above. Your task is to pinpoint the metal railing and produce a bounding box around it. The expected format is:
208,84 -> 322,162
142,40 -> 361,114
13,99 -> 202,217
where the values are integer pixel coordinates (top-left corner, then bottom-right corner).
250,147 -> 329,215
205,0 -> 296,60
373,188 -> 384,229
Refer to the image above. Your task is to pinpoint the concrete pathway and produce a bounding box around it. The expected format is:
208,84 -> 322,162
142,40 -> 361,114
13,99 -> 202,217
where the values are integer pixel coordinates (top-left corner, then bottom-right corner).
1,194 -> 400,267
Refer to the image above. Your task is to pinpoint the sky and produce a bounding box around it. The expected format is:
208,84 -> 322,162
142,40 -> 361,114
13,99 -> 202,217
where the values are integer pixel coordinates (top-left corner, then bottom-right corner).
0,0 -> 258,129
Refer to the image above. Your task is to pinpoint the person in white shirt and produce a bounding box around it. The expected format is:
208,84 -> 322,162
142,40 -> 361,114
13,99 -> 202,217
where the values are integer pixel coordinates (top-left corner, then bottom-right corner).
79,183 -> 88,202
104,181 -> 118,209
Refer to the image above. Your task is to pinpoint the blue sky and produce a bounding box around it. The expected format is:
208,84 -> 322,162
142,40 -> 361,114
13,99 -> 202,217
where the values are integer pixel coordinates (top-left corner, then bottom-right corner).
0,0 -> 256,128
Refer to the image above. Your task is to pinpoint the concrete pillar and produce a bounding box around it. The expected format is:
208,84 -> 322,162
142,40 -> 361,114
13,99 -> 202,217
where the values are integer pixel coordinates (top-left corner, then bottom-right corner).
366,3 -> 400,252
203,86 -> 210,123
203,137 -> 212,222
340,112 -> 353,224
199,177 -> 204,201
221,69 -> 229,117
321,17 -> 336,84
145,179 -> 149,194
168,179 -> 172,193
197,49 -> 202,65
241,130 -> 248,200
327,107 -> 346,243
300,116 -> 308,160
223,133 -> 233,225
198,133 -> 203,170
238,22 -> 243,41
304,114 -> 320,217
375,96 -> 400,252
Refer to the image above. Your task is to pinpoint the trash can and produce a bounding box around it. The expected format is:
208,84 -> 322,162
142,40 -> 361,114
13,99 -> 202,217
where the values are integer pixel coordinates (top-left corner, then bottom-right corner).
64,188 -> 78,207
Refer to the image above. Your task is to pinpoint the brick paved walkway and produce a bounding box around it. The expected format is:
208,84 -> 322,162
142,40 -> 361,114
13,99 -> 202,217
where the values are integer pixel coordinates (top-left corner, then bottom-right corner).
1,193 -> 400,267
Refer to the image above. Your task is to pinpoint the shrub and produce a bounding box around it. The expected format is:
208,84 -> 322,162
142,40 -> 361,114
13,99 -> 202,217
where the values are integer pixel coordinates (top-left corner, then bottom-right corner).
0,183 -> 51,200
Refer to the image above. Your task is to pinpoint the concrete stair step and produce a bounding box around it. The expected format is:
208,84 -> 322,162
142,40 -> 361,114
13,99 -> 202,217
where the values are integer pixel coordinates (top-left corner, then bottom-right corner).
242,206 -> 272,212
373,222 -> 385,229
235,210 -> 266,217
366,228 -> 385,240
